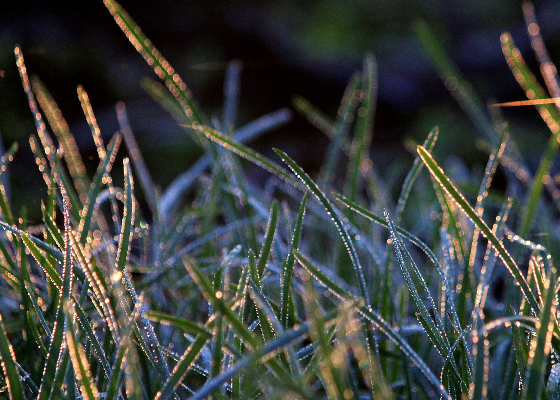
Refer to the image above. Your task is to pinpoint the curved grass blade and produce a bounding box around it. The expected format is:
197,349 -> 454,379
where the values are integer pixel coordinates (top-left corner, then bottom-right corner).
501,33 -> 560,238
78,133 -> 121,245
146,311 -> 212,340
65,302 -> 100,400
104,0 -> 207,125
0,312 -> 25,400
396,126 -> 438,224
417,145 -> 539,313
274,148 -> 370,307
294,250 -> 451,400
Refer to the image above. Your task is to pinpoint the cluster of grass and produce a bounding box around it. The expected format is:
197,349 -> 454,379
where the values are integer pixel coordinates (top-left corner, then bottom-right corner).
0,1 -> 559,399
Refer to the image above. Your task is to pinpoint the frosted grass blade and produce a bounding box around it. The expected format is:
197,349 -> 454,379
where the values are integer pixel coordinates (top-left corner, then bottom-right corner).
501,33 -> 560,238
396,126 -> 438,224
281,193 -> 308,329
292,96 -> 337,139
417,145 -> 539,313
146,311 -> 212,339
21,232 -> 62,289
274,149 -> 370,307
0,313 -> 25,400
104,0 -> 208,125
65,302 -> 100,400
194,125 -> 303,190
116,158 -> 135,273
31,76 -> 89,198
521,274 -> 557,400
294,251 -> 451,399
78,133 -> 121,245
37,184 -> 74,400
334,193 -> 440,267
155,335 -> 208,400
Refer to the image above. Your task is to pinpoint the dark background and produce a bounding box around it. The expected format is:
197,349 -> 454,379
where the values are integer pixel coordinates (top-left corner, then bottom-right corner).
1,0 -> 559,222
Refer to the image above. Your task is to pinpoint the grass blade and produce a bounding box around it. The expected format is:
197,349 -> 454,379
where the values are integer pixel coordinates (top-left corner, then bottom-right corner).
104,0 -> 207,125
501,32 -> 560,238
0,313 -> 25,399
274,149 -> 370,307
416,145 -> 539,313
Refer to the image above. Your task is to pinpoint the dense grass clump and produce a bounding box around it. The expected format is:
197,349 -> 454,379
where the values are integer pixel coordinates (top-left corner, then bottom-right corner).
1,1 -> 560,399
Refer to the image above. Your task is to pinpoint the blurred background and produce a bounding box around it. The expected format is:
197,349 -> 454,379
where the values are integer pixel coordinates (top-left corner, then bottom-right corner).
1,0 -> 559,222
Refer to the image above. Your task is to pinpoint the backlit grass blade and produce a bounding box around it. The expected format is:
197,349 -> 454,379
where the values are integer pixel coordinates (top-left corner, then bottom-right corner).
0,312 -> 25,400
396,126 -> 438,224
294,250 -> 451,399
65,302 -> 100,400
469,324 -> 489,400
117,102 -> 158,218
281,193 -> 308,329
31,76 -> 89,198
521,274 -> 557,400
21,232 -> 62,289
417,145 -> 539,313
523,2 -> 560,100
501,32 -> 560,238
104,0 -> 207,125
274,149 -> 370,308
146,311 -> 212,339
78,133 -> 121,245
37,183 -> 74,400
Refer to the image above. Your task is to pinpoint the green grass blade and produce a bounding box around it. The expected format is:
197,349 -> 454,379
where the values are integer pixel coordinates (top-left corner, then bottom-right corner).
78,133 -> 122,245
155,335 -> 208,400
417,145 -> 539,313
334,193 -> 440,267
104,0 -> 207,125
281,193 -> 308,329
0,312 -> 25,400
294,251 -> 451,399
469,324 -> 489,400
521,274 -> 557,400
396,126 -> 438,224
65,302 -> 100,400
257,200 -> 278,278
274,148 -> 370,307
21,232 -> 62,289
116,158 -> 135,273
146,311 -> 212,339
501,32 -> 560,238
37,184 -> 74,400
292,95 -> 337,139
31,76 -> 89,198
194,124 -> 303,190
